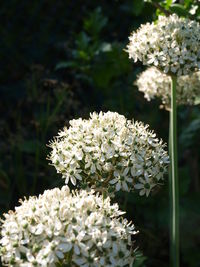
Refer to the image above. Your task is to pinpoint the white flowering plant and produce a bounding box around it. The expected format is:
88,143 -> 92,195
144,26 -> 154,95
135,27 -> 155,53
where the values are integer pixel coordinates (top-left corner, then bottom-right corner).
48,111 -> 169,197
2,3 -> 199,267
0,186 -> 136,267
127,14 -> 200,76
127,9 -> 200,267
135,67 -> 200,110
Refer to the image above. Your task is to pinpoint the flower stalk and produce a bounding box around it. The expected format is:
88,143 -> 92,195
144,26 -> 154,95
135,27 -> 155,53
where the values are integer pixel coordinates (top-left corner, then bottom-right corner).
170,76 -> 179,267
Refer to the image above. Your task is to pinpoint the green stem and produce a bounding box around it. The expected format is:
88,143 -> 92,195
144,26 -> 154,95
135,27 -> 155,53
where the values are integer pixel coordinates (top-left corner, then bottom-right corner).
149,1 -> 171,16
170,76 -> 179,267
168,111 -> 172,263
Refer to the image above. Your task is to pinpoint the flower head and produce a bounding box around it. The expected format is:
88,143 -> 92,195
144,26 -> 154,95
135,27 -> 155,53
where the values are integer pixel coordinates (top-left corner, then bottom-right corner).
0,186 -> 136,267
135,67 -> 200,110
127,14 -> 200,76
48,111 -> 169,196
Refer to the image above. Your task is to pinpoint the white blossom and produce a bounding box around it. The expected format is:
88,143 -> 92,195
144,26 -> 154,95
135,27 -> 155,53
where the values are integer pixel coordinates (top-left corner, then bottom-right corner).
189,4 -> 198,15
48,111 -> 169,196
127,14 -> 200,75
0,186 -> 136,267
135,67 -> 200,110
134,176 -> 156,197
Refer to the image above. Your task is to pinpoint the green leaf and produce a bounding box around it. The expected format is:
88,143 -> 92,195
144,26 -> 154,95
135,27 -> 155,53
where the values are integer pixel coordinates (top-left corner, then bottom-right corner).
100,42 -> 112,52
132,0 -> 145,16
55,61 -> 78,70
166,0 -> 173,8
83,7 -> 108,37
76,32 -> 90,50
194,96 -> 200,105
169,4 -> 189,16
90,45 -> 130,89
184,0 -> 194,8
133,250 -> 147,267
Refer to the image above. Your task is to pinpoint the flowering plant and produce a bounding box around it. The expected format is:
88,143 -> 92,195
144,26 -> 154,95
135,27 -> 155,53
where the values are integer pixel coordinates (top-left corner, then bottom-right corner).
127,14 -> 200,76
0,186 -> 136,267
127,11 -> 200,267
135,67 -> 200,110
48,111 -> 169,196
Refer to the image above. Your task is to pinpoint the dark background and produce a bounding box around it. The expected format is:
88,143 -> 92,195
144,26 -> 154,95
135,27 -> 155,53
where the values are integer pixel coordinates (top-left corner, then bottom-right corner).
0,1 -> 200,266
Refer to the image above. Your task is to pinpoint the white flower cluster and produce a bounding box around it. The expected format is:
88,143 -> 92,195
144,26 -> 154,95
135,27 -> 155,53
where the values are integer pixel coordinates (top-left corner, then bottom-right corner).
0,186 -> 136,267
127,14 -> 200,76
135,67 -> 200,109
48,111 -> 169,197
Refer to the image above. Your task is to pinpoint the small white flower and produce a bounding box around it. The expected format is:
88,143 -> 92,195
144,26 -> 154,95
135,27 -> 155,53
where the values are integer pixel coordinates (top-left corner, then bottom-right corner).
0,187 -> 136,267
110,170 -> 133,192
48,111 -> 169,197
189,4 -> 198,15
134,177 -> 156,197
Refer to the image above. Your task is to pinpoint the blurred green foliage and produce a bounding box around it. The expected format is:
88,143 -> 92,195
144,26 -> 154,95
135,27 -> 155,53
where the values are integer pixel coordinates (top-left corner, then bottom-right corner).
0,0 -> 200,266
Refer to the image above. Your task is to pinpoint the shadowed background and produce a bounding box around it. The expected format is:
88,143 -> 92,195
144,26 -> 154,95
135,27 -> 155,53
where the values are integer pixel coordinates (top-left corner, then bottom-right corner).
0,1 -> 200,266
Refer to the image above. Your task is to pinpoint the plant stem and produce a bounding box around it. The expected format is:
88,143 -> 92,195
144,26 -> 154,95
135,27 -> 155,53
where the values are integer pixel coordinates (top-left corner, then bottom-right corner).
168,112 -> 172,264
148,1 -> 171,16
170,76 -> 179,267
